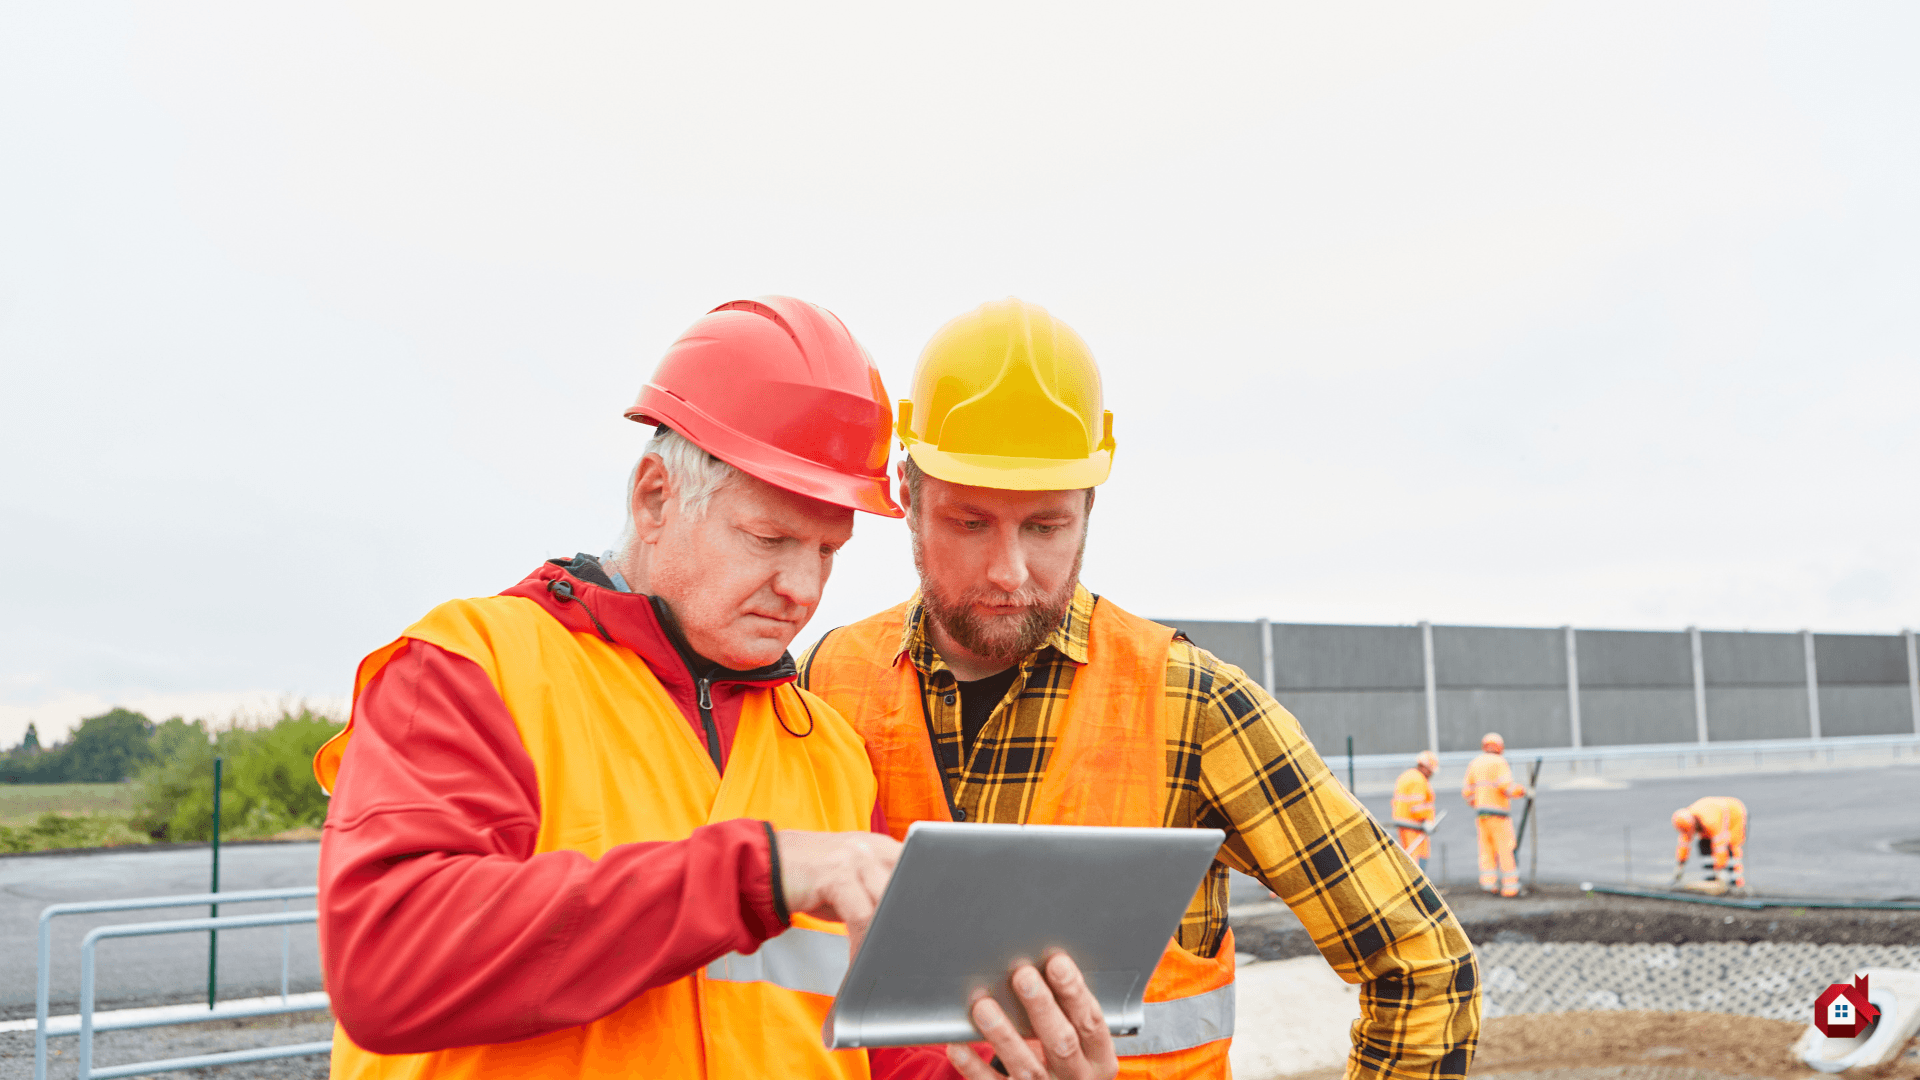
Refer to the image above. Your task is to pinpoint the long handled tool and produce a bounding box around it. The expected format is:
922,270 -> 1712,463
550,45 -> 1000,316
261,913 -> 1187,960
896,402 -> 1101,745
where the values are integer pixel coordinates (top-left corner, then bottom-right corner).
1401,809 -> 1447,855
1511,756 -> 1544,849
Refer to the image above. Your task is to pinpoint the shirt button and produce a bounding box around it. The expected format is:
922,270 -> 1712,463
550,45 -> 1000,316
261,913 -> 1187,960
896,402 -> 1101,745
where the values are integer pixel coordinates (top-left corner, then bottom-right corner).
943,694 -> 956,706
952,808 -> 968,821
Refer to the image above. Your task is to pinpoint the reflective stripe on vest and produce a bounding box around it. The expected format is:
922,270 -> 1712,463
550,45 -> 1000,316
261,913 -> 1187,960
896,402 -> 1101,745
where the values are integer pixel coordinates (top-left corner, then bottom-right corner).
706,926 -> 848,998
803,595 -> 1236,1074
1111,982 -> 1236,1056
323,595 -> 876,1080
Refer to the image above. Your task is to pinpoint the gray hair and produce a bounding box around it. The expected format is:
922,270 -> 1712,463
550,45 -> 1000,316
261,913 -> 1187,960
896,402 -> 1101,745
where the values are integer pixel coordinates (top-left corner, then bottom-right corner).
614,427 -> 746,552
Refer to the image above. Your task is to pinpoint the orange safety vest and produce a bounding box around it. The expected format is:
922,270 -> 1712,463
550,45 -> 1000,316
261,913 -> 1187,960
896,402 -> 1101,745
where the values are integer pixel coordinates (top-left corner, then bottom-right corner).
804,597 -> 1235,1079
1461,752 -> 1523,814
1390,768 -> 1434,830
314,596 -> 877,1080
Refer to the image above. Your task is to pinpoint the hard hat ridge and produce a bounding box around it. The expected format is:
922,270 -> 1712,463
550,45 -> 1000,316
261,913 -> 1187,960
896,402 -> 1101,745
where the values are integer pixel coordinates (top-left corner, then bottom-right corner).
627,296 -> 902,518
898,297 -> 1116,491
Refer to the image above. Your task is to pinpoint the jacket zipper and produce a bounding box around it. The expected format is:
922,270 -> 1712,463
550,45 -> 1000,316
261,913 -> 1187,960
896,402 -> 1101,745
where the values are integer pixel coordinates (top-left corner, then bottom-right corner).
695,676 -> 722,771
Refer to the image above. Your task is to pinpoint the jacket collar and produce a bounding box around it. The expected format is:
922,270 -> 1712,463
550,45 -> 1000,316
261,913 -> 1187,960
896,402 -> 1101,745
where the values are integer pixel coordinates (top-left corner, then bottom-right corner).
503,555 -> 797,690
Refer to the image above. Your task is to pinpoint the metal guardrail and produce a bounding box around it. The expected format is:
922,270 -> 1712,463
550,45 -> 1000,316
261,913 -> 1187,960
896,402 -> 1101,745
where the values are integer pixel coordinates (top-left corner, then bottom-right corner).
35,887 -> 327,1080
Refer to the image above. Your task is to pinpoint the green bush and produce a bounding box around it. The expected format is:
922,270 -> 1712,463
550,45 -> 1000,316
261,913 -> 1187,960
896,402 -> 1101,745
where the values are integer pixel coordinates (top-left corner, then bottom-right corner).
0,811 -> 150,854
130,710 -> 344,842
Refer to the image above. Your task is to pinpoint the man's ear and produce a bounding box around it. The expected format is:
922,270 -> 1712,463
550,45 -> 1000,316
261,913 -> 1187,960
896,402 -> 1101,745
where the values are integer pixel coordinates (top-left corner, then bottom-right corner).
896,460 -> 915,524
632,455 -> 674,544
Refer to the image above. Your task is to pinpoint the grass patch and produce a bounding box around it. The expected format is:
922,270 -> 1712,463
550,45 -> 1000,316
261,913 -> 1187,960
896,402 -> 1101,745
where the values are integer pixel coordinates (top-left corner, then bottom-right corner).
0,812 -> 150,853
0,782 -> 138,825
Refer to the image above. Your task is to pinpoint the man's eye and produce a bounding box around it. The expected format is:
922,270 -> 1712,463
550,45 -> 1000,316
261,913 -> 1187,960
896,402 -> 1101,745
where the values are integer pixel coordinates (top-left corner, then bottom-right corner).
754,534 -> 786,547
1029,524 -> 1061,535
960,520 -> 986,531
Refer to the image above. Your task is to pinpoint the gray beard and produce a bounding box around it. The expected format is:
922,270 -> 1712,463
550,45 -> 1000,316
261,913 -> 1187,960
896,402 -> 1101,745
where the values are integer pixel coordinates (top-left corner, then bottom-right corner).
912,529 -> 1086,669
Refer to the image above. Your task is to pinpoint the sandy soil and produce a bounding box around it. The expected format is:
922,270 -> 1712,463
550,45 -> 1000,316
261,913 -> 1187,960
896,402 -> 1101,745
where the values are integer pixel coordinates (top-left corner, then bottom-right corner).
1277,1012 -> 1920,1080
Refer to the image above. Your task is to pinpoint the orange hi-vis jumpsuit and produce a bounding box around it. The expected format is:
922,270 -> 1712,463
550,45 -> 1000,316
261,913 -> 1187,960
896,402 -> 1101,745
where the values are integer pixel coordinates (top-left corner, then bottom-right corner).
1462,753 -> 1527,896
1390,768 -> 1436,866
1675,796 -> 1747,887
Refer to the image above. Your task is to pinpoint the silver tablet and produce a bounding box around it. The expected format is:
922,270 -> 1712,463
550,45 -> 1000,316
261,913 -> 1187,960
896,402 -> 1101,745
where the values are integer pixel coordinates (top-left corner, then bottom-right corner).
822,821 -> 1225,1050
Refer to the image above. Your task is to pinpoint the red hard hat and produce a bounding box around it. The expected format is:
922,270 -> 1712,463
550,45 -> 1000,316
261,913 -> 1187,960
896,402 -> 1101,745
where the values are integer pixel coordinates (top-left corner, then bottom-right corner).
627,297 -> 903,518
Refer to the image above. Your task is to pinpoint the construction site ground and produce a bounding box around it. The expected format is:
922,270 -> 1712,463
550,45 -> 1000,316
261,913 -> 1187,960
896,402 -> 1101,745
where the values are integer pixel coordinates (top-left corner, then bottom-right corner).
1231,884 -> 1920,960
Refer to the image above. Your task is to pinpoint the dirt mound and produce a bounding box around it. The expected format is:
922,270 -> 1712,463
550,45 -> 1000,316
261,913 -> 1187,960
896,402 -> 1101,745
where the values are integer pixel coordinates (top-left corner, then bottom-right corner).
1233,885 -> 1920,961
1283,1012 -> 1920,1080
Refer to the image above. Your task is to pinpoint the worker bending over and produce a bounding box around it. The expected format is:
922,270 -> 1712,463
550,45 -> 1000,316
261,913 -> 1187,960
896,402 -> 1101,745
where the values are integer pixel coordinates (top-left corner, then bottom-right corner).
1392,751 -> 1441,871
1461,733 -> 1529,897
803,299 -> 1479,1079
1671,796 -> 1748,889
312,298 -> 1115,1080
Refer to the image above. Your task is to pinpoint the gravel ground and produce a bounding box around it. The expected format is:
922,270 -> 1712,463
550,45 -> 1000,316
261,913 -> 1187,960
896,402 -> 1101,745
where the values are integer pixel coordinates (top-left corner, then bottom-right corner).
0,1012 -> 331,1080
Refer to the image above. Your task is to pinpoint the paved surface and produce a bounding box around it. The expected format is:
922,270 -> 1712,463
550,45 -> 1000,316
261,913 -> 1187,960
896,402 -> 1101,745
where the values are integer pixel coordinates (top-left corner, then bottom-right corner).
0,1013 -> 331,1080
1,844 -> 320,1019
1355,762 -> 1920,900
1477,941 -> 1920,1020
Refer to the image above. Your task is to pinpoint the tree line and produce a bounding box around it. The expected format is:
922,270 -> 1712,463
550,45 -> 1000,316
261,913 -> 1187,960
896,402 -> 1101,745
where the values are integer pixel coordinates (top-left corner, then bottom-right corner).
1,707 -> 343,844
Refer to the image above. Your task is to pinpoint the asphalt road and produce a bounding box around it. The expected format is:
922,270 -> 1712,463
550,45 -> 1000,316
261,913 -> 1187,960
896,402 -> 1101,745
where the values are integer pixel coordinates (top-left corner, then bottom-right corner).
2,843 -> 320,1019
1354,761 -> 1920,900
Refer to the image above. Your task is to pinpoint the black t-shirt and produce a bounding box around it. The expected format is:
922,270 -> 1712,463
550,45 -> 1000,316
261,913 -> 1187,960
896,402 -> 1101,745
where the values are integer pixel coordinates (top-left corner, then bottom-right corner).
957,667 -> 1021,758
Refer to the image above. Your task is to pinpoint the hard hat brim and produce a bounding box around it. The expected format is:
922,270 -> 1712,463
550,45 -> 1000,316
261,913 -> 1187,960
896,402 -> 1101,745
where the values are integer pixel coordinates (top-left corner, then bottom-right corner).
906,444 -> 1112,492
631,392 -> 904,518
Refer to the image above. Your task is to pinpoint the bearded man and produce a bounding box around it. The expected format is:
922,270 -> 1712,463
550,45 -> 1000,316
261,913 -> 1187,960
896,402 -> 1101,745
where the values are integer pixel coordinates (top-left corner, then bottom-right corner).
802,298 -> 1480,1080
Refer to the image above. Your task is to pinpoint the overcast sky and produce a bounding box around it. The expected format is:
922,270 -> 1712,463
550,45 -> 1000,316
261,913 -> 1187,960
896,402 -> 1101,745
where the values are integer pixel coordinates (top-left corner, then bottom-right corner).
3,3 -> 1916,745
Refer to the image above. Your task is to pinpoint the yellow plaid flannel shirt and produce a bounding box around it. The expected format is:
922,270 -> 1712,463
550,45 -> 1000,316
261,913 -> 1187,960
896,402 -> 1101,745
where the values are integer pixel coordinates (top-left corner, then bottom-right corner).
800,585 -> 1479,1079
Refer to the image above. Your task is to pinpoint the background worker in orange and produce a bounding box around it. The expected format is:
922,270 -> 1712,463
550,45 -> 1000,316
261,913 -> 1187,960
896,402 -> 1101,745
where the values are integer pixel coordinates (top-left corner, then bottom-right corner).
1461,733 -> 1530,897
1671,796 -> 1748,888
1392,751 -> 1441,871
802,299 -> 1479,1080
313,297 -> 1117,1080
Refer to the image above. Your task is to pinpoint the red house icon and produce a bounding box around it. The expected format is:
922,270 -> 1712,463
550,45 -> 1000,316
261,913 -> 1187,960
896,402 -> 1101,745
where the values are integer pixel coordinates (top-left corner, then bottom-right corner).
1813,975 -> 1880,1039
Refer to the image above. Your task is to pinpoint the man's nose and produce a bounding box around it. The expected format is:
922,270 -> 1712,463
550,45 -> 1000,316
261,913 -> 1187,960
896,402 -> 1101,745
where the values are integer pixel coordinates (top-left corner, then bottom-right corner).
771,551 -> 826,612
984,525 -> 1029,595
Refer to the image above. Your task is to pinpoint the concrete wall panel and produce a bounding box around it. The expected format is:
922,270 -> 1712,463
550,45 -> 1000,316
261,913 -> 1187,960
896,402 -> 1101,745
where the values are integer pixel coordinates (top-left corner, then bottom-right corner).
1160,619 -> 1265,686
1577,688 -> 1696,745
1269,624 -> 1425,691
1272,689 -> 1428,756
1704,687 -> 1809,741
1818,685 -> 1916,738
1436,688 -> 1570,751
1813,634 -> 1910,685
1433,626 -> 1567,688
1576,630 -> 1692,688
1700,632 -> 1803,686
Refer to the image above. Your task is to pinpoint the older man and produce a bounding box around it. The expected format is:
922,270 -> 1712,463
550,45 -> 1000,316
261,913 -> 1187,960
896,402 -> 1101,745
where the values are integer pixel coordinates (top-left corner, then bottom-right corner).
803,298 -> 1480,1079
313,298 -> 1115,1080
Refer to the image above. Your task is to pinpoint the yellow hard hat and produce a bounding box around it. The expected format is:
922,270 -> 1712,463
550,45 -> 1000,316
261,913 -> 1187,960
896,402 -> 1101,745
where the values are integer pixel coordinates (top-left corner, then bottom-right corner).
1671,809 -> 1695,833
1482,732 -> 1505,752
1416,751 -> 1439,772
896,298 -> 1115,490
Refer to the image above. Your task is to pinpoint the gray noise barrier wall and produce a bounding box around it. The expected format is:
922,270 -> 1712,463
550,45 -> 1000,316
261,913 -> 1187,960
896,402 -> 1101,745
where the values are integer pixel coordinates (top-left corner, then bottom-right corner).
1575,630 -> 1695,747
1813,633 -> 1913,738
1433,626 -> 1570,754
1156,615 -> 1919,756
1700,632 -> 1808,741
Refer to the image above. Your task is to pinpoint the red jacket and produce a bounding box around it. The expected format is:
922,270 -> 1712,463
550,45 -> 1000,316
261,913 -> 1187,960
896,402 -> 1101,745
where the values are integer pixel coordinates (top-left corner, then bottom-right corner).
319,557 -> 955,1077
